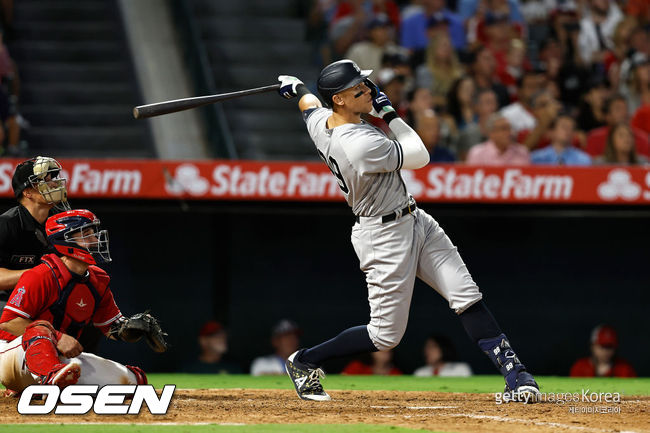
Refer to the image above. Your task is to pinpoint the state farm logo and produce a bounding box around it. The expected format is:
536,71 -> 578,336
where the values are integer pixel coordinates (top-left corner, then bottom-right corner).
164,164 -> 210,196
65,164 -> 141,194
597,169 -> 641,201
425,168 -> 573,200
0,162 -> 142,195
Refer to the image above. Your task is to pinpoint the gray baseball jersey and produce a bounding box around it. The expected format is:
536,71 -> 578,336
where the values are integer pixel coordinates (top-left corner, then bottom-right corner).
303,106 -> 482,351
304,108 -> 409,217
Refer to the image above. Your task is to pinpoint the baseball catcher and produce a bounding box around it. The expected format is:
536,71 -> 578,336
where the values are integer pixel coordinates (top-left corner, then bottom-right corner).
0,209 -> 168,393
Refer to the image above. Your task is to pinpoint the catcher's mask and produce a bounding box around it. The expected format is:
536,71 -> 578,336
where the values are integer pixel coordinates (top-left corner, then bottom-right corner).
46,209 -> 111,265
12,156 -> 70,210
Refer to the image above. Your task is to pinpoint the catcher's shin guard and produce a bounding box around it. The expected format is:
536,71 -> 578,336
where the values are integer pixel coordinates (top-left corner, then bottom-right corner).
22,320 -> 63,378
126,365 -> 148,385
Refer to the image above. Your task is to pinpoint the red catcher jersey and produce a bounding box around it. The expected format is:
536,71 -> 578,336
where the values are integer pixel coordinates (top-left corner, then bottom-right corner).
0,254 -> 122,342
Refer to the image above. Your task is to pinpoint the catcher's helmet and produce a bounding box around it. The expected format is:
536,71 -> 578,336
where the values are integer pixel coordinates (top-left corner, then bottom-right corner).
12,156 -> 69,209
45,209 -> 111,265
317,59 -> 372,106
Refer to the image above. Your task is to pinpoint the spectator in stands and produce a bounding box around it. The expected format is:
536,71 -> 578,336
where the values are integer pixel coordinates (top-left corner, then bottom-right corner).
413,334 -> 472,377
342,350 -> 403,375
368,68 -> 409,134
470,45 -> 510,108
530,115 -> 591,165
594,123 -> 648,164
570,324 -> 636,377
546,5 -> 592,109
447,75 -> 477,131
576,76 -> 610,132
497,38 -> 530,102
620,52 -> 650,115
416,33 -> 464,108
500,71 -> 544,136
519,90 -> 563,150
605,17 -> 640,91
615,24 -> 649,91
400,0 -> 466,54
346,14 -> 399,82
250,319 -> 301,376
183,321 -> 242,374
458,89 -> 499,161
483,11 -> 518,75
577,0 -> 623,68
378,68 -> 407,116
329,0 -> 400,58
466,113 -> 530,165
458,0 -> 524,28
381,48 -> 414,89
586,94 -> 650,157
415,109 -> 456,162
405,86 -> 435,127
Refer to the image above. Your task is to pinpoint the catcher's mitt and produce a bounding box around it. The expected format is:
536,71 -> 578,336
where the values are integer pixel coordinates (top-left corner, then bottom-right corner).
111,312 -> 169,353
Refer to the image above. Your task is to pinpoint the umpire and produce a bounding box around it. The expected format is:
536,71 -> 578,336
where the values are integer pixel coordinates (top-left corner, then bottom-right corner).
0,157 -> 70,312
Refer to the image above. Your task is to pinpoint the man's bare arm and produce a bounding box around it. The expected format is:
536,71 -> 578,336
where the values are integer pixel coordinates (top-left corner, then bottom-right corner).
0,316 -> 32,335
0,268 -> 27,291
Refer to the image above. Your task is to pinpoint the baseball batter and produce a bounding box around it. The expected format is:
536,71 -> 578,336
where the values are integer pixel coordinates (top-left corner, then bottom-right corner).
277,60 -> 540,402
0,209 -> 167,394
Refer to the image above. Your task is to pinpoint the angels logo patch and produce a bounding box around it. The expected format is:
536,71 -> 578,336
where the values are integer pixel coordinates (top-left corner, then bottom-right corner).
10,287 -> 26,307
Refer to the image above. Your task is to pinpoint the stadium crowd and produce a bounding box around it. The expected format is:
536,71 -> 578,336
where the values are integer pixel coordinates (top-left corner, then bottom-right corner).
303,0 -> 650,165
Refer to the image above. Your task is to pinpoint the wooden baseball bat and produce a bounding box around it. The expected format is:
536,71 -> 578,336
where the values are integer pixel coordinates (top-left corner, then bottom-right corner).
133,83 -> 281,119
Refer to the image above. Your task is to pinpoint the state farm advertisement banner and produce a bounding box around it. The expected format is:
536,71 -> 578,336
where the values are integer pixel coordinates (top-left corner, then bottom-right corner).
1,158 -> 649,205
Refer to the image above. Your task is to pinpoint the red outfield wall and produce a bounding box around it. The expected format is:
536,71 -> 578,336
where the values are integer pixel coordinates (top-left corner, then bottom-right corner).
1,158 -> 649,205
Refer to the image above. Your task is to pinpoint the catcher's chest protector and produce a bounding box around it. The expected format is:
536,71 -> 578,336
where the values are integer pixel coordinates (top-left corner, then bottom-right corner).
41,254 -> 108,338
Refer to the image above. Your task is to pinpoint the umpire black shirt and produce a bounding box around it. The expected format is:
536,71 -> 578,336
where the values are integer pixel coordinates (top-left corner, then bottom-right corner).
0,204 -> 53,302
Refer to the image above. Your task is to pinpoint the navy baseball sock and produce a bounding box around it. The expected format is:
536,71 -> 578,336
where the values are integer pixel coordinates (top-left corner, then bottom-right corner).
298,325 -> 378,367
458,300 -> 502,343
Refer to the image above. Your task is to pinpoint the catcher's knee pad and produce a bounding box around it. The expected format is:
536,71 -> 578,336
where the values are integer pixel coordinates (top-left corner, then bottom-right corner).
22,320 -> 62,377
126,365 -> 148,385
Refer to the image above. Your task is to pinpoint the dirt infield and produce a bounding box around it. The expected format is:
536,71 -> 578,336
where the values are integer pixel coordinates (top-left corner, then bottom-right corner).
2,389 -> 649,433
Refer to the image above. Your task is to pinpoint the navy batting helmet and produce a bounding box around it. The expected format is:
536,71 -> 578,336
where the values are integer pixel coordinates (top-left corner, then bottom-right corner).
317,60 -> 372,106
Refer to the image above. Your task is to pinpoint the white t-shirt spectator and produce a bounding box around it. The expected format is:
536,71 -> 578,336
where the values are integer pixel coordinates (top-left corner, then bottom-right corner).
577,4 -> 623,65
413,362 -> 473,377
250,355 -> 286,376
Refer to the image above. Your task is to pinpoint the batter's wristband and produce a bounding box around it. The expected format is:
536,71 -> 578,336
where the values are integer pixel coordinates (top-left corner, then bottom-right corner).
296,84 -> 310,99
54,330 -> 63,341
382,110 -> 399,123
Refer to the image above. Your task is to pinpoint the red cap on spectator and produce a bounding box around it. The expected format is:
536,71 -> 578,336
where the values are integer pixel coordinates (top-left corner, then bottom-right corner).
199,320 -> 223,337
591,325 -> 618,348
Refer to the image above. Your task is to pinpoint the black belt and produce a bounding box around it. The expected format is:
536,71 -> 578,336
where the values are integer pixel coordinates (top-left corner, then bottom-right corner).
355,202 -> 417,223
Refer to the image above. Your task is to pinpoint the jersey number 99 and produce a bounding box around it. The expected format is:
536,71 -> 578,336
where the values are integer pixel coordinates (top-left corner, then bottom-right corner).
317,150 -> 349,194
